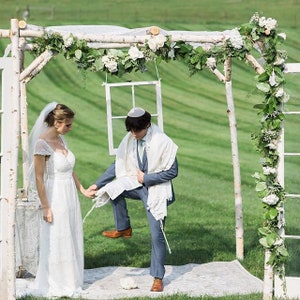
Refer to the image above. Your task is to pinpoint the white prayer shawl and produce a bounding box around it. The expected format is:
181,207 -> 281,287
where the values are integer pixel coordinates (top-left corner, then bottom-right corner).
92,124 -> 178,221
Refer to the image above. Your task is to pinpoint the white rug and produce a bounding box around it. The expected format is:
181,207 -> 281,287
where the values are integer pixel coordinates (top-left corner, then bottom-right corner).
17,260 -> 263,299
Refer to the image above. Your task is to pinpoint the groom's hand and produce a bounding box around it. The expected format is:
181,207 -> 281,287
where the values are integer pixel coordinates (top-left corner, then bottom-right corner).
137,169 -> 144,184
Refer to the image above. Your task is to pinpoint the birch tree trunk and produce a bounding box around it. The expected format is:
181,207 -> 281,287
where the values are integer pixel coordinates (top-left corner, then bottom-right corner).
224,57 -> 244,260
263,250 -> 274,300
5,18 -> 21,300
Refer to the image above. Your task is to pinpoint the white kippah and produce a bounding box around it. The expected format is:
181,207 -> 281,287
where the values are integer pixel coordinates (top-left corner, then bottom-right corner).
127,107 -> 145,117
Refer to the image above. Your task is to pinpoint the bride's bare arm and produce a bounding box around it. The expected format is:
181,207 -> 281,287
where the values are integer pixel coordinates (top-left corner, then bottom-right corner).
72,172 -> 95,198
34,155 -> 53,223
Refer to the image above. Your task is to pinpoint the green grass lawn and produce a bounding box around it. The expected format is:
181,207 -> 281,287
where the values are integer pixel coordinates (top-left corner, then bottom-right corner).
1,1 -> 300,299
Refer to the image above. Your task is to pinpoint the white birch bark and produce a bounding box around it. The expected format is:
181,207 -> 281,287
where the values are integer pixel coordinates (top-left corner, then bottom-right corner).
5,18 -> 21,300
224,57 -> 244,260
263,250 -> 274,300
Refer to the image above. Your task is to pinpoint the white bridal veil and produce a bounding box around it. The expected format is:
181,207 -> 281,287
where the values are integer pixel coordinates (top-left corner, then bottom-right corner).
27,102 -> 58,195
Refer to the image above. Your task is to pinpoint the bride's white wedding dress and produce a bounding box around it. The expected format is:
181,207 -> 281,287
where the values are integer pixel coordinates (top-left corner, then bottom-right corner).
30,138 -> 83,298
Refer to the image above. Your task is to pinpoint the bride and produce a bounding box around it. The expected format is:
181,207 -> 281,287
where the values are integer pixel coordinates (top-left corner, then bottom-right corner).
27,102 -> 93,297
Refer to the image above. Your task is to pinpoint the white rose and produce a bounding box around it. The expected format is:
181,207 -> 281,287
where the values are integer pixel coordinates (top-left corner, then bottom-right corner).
262,166 -> 277,175
148,38 -> 157,51
259,17 -> 267,28
155,34 -> 167,48
106,60 -> 118,73
278,32 -> 286,40
148,35 -> 167,52
274,56 -> 285,66
229,28 -> 244,49
206,57 -> 216,69
263,194 -> 279,206
128,46 -> 144,61
102,55 -> 110,64
63,35 -> 74,48
275,87 -> 284,98
269,70 -> 277,86
265,18 -> 277,31
268,139 -> 278,150
102,55 -> 118,73
250,12 -> 260,24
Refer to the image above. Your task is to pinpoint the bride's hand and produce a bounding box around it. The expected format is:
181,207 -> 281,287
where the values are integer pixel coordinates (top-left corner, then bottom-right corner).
81,187 -> 96,199
43,207 -> 53,223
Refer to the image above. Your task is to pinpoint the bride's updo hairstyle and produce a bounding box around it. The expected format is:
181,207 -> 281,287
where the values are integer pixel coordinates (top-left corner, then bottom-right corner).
44,104 -> 75,127
125,107 -> 151,132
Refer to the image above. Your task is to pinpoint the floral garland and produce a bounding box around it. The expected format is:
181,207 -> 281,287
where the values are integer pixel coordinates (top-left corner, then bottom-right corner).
31,13 -> 288,278
242,14 -> 289,279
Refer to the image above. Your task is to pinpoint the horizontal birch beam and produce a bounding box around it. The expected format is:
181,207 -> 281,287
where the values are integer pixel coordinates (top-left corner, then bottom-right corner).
17,30 -> 229,45
0,29 -> 10,38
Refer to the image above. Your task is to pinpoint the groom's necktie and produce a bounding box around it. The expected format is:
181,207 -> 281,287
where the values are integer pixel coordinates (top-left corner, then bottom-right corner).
138,139 -> 145,161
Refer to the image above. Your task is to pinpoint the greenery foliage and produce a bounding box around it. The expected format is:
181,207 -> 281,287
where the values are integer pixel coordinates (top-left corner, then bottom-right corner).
29,12 -> 289,279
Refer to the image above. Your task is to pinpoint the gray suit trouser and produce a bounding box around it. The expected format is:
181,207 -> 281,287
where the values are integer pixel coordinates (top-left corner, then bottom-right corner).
112,186 -> 166,279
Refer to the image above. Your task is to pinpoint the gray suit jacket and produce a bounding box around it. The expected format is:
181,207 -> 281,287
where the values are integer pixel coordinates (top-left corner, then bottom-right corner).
94,154 -> 178,204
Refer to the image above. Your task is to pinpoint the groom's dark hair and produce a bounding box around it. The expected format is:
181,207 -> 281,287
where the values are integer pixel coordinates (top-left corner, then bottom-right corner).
125,110 -> 151,132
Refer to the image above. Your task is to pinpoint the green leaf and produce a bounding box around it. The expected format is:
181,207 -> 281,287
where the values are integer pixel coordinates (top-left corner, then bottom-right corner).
257,72 -> 269,82
75,49 -> 82,60
267,207 -> 278,220
253,103 -> 265,110
259,237 -> 269,248
277,245 -> 289,257
256,82 -> 270,93
256,181 -> 266,192
258,227 -> 269,236
266,233 -> 277,247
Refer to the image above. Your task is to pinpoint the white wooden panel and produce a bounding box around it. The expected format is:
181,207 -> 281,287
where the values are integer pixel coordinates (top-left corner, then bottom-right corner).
284,63 -> 300,73
104,80 -> 163,155
276,62 -> 300,298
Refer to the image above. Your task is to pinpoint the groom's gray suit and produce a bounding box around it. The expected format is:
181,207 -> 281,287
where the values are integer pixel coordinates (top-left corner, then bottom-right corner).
93,139 -> 178,279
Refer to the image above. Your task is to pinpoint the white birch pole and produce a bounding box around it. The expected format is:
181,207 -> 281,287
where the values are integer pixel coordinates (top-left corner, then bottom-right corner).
263,250 -> 274,300
6,18 -> 21,300
224,57 -> 244,260
20,82 -> 29,192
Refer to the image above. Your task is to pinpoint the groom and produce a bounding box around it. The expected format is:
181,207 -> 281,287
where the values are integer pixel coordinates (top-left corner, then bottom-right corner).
88,107 -> 178,292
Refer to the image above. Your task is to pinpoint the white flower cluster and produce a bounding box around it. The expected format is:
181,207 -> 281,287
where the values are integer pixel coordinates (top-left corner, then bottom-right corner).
102,53 -> 118,73
267,139 -> 278,150
250,13 -> 277,35
269,70 -> 277,86
263,194 -> 279,206
206,57 -> 216,69
228,28 -> 244,49
262,166 -> 277,175
147,34 -> 167,52
128,46 -> 144,61
258,17 -> 277,32
250,12 -> 260,24
63,34 -> 74,48
275,87 -> 290,103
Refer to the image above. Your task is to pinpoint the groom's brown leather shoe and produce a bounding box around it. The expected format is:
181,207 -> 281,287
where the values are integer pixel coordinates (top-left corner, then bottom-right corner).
102,228 -> 132,239
150,278 -> 163,292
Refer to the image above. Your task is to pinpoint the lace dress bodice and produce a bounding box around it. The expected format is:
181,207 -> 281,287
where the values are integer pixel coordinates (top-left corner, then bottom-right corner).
34,138 -> 75,179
